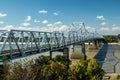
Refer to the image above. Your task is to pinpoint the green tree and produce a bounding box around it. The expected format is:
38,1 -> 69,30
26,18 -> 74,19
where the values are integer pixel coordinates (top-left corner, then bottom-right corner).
53,55 -> 71,67
68,59 -> 104,80
87,58 -> 105,80
42,61 -> 67,80
35,55 -> 50,66
68,59 -> 89,80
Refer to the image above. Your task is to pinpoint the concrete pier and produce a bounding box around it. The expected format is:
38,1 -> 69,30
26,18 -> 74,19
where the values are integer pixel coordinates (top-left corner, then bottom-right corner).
50,47 -> 69,59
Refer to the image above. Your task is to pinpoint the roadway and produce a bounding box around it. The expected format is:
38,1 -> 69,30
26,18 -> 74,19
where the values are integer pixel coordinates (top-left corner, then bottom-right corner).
94,43 -> 120,73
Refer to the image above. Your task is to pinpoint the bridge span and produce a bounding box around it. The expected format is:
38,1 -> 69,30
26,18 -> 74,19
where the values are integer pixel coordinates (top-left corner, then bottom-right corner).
0,23 -> 104,64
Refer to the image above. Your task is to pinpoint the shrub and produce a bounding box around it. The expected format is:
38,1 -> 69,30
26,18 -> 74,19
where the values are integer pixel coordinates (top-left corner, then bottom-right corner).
3,60 -> 39,80
35,55 -> 50,66
42,61 -> 68,80
68,59 -> 89,80
68,58 -> 105,80
87,58 -> 105,80
53,55 -> 71,67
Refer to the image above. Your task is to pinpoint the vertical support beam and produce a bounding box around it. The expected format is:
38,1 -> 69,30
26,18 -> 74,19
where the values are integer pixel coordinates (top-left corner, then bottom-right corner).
38,32 -> 41,52
50,51 -> 52,60
30,32 -> 33,54
73,44 -> 75,53
21,32 -> 25,56
63,48 -> 69,69
63,48 -> 69,59
9,34 -> 12,59
82,43 -> 87,60
94,40 -> 98,49
88,41 -> 90,46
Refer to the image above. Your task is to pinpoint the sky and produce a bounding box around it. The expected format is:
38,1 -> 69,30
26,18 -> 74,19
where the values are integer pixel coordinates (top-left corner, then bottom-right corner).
0,0 -> 120,35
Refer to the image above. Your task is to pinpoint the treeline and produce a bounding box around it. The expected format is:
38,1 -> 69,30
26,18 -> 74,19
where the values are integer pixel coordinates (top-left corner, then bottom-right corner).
0,55 -> 104,80
103,35 -> 118,43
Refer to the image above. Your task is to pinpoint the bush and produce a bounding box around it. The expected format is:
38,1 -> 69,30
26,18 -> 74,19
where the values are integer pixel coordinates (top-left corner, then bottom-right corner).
35,55 -> 50,66
42,61 -> 68,80
3,60 -> 39,80
117,75 -> 120,80
53,55 -> 71,67
1,55 -> 104,80
68,59 -> 88,80
68,58 -> 105,80
87,58 -> 105,79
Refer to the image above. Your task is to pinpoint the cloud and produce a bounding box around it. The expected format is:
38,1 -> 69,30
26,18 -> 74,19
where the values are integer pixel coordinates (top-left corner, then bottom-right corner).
53,12 -> 59,16
34,19 -> 40,23
0,13 -> 7,17
98,26 -> 120,35
85,26 -> 95,32
47,24 -> 53,27
42,20 -> 48,24
96,15 -> 105,20
0,21 -> 4,24
39,25 -> 68,32
21,22 -> 30,26
0,25 -> 15,30
54,21 -> 62,25
101,22 -> 106,26
25,16 -> 31,21
59,25 -> 68,31
38,9 -> 48,14
112,24 -> 116,27
0,23 -> 119,35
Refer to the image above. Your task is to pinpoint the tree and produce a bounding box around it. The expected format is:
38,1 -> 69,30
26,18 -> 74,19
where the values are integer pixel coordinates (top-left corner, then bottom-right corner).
42,61 -> 68,80
68,59 -> 89,80
53,55 -> 71,67
68,59 -> 104,80
3,60 -> 39,80
35,55 -> 50,66
87,58 -> 105,80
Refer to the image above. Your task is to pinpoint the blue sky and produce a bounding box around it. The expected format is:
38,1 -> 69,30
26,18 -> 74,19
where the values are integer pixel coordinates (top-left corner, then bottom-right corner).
0,0 -> 120,35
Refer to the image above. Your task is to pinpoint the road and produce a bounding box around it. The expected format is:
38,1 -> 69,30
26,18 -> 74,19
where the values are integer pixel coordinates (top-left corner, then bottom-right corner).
94,43 -> 120,73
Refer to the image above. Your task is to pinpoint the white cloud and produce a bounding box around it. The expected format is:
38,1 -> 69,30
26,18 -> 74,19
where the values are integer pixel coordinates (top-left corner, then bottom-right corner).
0,23 -> 119,35
59,25 -> 68,31
0,25 -> 15,30
42,20 -> 48,24
21,22 -> 30,26
101,22 -> 106,26
85,26 -> 95,32
38,9 -> 48,14
47,24 -> 53,27
54,21 -> 62,25
96,15 -> 105,20
0,21 -> 4,24
112,24 -> 116,27
5,25 -> 14,29
53,12 -> 59,16
0,13 -> 7,17
98,26 -> 120,35
34,19 -> 40,23
25,16 -> 31,21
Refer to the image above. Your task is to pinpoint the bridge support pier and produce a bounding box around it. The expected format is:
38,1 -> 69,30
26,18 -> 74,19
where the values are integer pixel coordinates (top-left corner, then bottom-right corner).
50,48 -> 69,60
89,40 -> 99,49
71,43 -> 87,60
94,40 -> 103,48
82,43 -> 87,60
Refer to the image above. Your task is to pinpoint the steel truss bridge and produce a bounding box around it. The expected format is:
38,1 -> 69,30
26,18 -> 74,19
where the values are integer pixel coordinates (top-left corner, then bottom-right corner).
0,23 -> 103,61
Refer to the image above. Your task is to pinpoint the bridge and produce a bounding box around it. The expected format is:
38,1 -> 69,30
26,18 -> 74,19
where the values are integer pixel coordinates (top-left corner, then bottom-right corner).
0,22 -> 104,63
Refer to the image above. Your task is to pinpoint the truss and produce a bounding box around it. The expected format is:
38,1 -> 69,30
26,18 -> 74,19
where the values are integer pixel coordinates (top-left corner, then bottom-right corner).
0,23 -> 103,60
